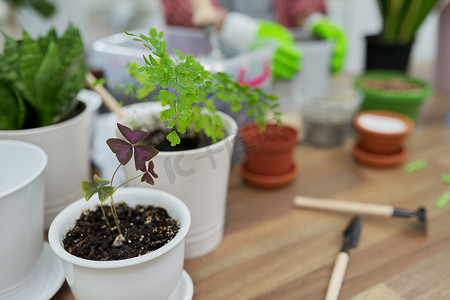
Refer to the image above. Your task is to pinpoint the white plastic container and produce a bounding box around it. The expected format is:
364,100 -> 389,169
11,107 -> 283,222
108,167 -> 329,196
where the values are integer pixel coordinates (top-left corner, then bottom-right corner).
0,141 -> 47,298
272,38 -> 333,111
48,187 -> 192,300
0,90 -> 101,228
112,102 -> 238,259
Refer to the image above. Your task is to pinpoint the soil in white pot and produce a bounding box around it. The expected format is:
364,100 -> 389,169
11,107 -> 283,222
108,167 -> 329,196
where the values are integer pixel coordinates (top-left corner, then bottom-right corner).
63,203 -> 179,261
144,127 -> 214,151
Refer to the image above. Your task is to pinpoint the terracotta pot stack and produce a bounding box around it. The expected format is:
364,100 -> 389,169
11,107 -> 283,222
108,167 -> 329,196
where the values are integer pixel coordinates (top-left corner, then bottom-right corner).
352,110 -> 414,167
239,123 -> 298,188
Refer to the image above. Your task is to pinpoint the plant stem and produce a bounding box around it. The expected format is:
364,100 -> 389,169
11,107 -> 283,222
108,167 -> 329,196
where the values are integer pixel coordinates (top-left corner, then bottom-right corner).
109,195 -> 123,236
116,174 -> 143,189
109,164 -> 123,235
99,203 -> 112,230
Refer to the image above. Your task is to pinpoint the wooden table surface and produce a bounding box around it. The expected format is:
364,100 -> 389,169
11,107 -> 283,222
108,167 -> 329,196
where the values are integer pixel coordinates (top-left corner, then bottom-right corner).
52,91 -> 450,300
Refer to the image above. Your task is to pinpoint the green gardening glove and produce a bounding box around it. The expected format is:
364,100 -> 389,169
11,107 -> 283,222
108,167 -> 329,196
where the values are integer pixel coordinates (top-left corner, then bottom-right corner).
311,17 -> 347,74
255,20 -> 302,79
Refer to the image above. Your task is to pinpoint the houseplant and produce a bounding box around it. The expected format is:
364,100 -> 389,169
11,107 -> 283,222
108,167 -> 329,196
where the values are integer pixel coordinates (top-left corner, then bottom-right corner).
352,110 -> 414,167
113,28 -> 281,258
239,123 -> 298,188
354,70 -> 431,122
0,24 -> 101,227
0,140 -> 64,300
366,0 -> 439,71
48,123 -> 192,300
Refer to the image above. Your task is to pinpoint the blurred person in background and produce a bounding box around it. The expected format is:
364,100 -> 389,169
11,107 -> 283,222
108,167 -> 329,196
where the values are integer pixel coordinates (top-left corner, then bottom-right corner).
160,0 -> 347,78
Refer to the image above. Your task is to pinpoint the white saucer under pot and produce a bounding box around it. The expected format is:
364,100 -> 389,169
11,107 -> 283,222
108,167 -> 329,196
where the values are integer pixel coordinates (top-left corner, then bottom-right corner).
49,187 -> 193,300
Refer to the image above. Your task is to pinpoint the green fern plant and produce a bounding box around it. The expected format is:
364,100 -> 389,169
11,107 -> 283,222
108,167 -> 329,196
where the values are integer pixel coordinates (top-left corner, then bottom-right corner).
124,28 -> 281,146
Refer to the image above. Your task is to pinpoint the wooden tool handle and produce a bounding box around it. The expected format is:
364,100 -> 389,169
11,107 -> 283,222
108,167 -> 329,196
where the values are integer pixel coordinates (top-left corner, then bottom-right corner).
325,252 -> 349,300
86,72 -> 126,120
294,196 -> 394,217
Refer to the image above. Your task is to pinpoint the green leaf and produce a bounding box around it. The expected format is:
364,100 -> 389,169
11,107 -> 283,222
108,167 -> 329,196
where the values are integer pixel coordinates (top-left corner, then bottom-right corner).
81,181 -> 97,201
160,80 -> 169,89
168,119 -> 177,129
98,186 -> 117,202
0,81 -> 25,129
167,130 -> 181,146
160,108 -> 175,121
177,122 -> 186,134
159,90 -> 172,101
149,28 -> 157,37
149,55 -> 159,66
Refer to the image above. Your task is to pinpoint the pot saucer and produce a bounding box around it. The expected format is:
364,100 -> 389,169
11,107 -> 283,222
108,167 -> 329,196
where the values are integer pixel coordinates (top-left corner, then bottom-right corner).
240,163 -> 298,188
168,270 -> 194,300
1,242 -> 65,300
352,142 -> 407,168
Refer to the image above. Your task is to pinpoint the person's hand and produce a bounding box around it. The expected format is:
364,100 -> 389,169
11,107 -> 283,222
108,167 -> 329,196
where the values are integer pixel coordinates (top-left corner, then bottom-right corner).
255,20 -> 302,79
219,12 -> 302,80
310,17 -> 347,73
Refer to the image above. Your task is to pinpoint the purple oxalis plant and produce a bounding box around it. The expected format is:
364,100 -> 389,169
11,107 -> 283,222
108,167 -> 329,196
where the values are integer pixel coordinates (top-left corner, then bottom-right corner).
81,123 -> 159,246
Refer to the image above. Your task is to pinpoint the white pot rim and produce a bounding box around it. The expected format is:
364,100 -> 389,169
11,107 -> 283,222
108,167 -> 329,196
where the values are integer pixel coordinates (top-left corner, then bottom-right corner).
0,140 -> 47,199
0,89 -> 101,136
48,187 -> 190,269
117,102 -> 238,156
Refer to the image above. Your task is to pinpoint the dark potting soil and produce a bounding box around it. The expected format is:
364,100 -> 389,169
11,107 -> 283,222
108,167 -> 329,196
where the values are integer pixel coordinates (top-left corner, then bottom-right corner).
144,127 -> 214,151
63,203 -> 179,261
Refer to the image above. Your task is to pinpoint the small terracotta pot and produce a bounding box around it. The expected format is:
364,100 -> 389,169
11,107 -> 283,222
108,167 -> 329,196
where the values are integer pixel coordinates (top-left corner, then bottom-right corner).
352,110 -> 414,167
353,110 -> 414,155
239,123 -> 298,188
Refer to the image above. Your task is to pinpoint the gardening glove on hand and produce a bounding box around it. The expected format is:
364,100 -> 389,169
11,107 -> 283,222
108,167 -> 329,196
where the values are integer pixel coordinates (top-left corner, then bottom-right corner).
306,14 -> 347,74
219,12 -> 302,79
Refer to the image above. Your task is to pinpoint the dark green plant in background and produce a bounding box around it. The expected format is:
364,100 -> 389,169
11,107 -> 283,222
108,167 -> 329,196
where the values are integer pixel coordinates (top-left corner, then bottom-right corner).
124,28 -> 281,146
377,0 -> 439,43
0,24 -> 86,130
3,0 -> 56,18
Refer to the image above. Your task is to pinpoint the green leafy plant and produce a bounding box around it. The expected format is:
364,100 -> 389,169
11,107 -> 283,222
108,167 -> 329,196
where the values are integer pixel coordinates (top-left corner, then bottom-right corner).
0,24 -> 86,129
377,0 -> 439,43
4,0 -> 55,18
81,123 -> 159,246
124,28 -> 281,146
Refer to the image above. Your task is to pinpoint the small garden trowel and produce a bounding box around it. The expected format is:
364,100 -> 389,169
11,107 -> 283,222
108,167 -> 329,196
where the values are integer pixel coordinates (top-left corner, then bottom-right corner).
325,216 -> 361,300
294,196 -> 426,233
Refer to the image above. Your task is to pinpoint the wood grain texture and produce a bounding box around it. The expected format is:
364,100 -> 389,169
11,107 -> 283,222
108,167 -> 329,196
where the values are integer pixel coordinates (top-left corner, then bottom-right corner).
52,89 -> 450,300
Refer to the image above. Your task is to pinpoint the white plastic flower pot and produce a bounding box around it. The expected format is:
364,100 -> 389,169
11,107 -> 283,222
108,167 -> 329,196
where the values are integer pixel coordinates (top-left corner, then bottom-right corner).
0,140 -> 47,298
48,187 -> 192,300
0,90 -> 101,228
113,102 -> 238,259
272,38 -> 333,111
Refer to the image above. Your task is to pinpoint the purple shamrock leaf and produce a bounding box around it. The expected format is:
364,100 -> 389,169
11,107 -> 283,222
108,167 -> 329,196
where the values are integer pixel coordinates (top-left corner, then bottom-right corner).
134,145 -> 159,171
141,172 -> 154,185
148,160 -> 158,178
141,161 -> 158,185
117,123 -> 149,144
106,138 -> 133,165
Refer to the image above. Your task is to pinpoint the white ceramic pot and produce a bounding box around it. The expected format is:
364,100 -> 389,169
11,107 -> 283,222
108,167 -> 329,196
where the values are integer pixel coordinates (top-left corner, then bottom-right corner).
114,102 -> 237,259
48,187 -> 191,300
0,140 -> 47,298
0,90 -> 101,228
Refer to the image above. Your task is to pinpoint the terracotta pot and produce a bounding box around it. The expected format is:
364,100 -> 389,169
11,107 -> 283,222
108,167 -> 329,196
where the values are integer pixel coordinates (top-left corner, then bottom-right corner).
239,123 -> 298,188
352,110 -> 414,167
354,110 -> 414,155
